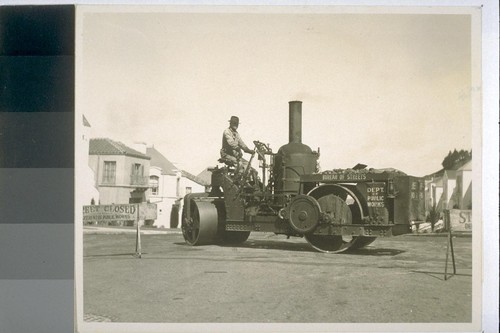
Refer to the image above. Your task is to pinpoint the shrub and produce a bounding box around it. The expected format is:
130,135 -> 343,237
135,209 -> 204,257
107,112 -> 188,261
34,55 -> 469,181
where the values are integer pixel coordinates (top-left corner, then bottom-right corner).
426,204 -> 441,232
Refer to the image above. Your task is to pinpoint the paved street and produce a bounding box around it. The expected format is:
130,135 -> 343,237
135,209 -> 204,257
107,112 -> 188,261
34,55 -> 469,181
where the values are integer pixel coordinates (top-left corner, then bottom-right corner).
83,229 -> 473,324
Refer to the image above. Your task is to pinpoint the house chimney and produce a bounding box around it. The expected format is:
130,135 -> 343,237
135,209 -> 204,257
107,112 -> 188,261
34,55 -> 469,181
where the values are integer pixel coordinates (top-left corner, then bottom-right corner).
133,142 -> 147,154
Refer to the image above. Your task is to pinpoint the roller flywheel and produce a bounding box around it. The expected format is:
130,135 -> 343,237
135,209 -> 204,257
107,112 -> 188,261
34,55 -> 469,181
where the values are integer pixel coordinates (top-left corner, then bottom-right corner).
289,195 -> 321,233
182,199 -> 220,246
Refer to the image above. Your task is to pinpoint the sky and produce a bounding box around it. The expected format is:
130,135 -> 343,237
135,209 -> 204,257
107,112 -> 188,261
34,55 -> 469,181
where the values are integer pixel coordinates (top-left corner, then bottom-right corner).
78,6 -> 475,177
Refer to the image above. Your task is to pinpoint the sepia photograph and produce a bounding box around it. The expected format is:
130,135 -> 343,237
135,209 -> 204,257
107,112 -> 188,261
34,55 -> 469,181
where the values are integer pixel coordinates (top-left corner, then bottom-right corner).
74,4 -> 484,332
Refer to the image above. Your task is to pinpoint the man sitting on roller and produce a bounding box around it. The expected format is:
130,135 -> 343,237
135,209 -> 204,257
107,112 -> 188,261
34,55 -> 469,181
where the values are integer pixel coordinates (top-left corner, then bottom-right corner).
220,116 -> 258,185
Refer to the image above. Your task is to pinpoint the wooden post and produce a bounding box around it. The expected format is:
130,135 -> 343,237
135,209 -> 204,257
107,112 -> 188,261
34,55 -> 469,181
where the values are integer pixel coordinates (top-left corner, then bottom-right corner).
135,219 -> 142,258
444,210 -> 456,280
135,204 -> 142,259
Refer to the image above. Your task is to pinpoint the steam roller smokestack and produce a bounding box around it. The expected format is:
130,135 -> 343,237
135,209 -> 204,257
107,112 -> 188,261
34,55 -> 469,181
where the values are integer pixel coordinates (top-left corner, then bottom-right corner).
289,101 -> 302,144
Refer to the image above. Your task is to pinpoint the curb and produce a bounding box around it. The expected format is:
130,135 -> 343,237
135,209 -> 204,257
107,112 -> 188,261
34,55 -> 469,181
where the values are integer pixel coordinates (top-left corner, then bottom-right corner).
404,232 -> 472,238
83,227 -> 183,235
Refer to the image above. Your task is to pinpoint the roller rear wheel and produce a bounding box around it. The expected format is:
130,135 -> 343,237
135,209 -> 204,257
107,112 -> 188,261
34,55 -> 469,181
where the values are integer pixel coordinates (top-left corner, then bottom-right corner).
349,236 -> 377,249
221,231 -> 251,244
182,199 -> 220,246
304,234 -> 377,253
305,234 -> 351,253
307,184 -> 366,224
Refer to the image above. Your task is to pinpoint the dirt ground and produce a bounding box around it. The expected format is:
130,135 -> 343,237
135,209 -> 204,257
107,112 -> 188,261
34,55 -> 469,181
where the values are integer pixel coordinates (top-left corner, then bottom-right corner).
82,230 -> 473,326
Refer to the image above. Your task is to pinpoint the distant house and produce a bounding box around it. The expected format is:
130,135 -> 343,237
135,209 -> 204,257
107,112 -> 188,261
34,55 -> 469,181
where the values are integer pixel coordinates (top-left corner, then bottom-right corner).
144,146 -> 208,228
425,158 -> 472,214
88,138 -> 151,204
81,116 -> 100,205
426,176 -> 444,210
456,160 -> 472,210
426,170 -> 457,212
442,170 -> 458,209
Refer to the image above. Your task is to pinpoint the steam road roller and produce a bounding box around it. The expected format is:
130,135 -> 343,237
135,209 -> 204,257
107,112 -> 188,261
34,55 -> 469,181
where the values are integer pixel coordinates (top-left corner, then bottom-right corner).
182,101 -> 426,253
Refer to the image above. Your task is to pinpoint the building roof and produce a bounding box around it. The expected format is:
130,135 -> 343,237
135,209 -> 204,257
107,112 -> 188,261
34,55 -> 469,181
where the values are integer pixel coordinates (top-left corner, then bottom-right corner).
427,157 -> 472,178
146,146 -> 209,185
89,138 -> 150,160
197,168 -> 212,185
182,170 -> 209,186
444,169 -> 457,179
146,147 -> 178,175
457,160 -> 472,171
83,115 -> 91,127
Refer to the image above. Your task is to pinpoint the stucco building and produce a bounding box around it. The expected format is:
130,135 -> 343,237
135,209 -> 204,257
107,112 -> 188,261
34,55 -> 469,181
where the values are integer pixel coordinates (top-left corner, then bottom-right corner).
425,176 -> 443,210
143,145 -> 207,228
442,170 -> 458,209
456,160 -> 472,210
81,116 -> 100,205
425,158 -> 472,214
88,138 -> 151,204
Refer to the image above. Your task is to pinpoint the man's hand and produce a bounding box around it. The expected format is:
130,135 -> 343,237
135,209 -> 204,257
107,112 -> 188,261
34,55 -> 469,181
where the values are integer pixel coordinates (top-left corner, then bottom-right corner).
234,149 -> 243,159
243,147 -> 253,154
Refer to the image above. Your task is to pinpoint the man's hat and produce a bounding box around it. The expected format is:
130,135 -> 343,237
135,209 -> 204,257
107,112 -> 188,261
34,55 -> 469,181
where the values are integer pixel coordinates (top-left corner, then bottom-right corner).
229,116 -> 239,125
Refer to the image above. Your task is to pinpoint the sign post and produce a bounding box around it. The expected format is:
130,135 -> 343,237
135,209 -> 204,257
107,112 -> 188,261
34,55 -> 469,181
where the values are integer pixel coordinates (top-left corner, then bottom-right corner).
135,218 -> 142,258
443,210 -> 456,280
83,203 -> 157,259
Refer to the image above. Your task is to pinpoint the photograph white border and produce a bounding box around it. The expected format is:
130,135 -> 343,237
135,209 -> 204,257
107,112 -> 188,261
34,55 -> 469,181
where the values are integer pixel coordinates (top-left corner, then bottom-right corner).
71,1 -> 498,333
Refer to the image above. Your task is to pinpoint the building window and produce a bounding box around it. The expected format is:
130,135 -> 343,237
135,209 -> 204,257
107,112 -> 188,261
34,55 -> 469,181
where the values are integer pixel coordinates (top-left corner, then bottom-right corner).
185,187 -> 192,195
131,163 -> 145,185
103,161 -> 116,184
150,176 -> 159,195
132,163 -> 143,176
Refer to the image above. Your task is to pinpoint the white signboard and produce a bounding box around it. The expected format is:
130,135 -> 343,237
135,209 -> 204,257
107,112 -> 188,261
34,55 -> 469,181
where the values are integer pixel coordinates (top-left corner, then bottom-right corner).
83,203 -> 157,224
448,209 -> 472,232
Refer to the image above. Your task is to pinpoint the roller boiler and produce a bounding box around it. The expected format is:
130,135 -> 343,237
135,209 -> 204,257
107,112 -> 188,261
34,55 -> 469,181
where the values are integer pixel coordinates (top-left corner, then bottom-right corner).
182,101 -> 426,253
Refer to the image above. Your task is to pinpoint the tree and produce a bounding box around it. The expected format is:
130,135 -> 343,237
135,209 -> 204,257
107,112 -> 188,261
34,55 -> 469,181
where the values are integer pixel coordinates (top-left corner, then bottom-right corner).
441,149 -> 472,170
426,203 -> 440,232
